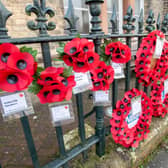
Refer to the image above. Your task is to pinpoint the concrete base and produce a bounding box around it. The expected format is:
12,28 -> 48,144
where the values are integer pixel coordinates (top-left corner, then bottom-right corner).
70,115 -> 168,168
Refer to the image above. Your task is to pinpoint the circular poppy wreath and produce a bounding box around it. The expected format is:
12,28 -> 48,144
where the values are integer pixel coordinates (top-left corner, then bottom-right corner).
110,88 -> 153,148
135,30 -> 168,86
90,61 -> 114,91
0,43 -> 37,92
150,73 -> 168,117
29,66 -> 76,104
105,41 -> 131,64
59,38 -> 100,73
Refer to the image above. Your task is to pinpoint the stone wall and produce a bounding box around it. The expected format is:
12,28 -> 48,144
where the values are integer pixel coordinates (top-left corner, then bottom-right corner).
2,0 -> 65,63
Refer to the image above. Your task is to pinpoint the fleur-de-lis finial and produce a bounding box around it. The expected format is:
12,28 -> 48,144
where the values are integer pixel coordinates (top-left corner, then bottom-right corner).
145,10 -> 155,33
161,13 -> 168,33
110,4 -> 118,34
25,0 -> 56,36
123,6 -> 136,33
138,9 -> 143,33
156,13 -> 161,30
0,0 -> 12,38
64,0 -> 79,35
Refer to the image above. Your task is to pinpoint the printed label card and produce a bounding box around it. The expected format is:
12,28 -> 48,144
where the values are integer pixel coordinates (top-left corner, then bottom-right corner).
49,101 -> 74,126
0,91 -> 34,121
93,90 -> 111,106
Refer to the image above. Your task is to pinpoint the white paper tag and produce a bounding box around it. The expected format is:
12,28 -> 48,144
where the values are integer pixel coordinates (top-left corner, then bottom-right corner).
153,36 -> 165,58
73,71 -> 93,94
162,79 -> 168,101
112,62 -> 125,79
0,92 -> 28,116
126,96 -> 142,128
94,90 -> 109,103
51,104 -> 71,122
105,106 -> 113,117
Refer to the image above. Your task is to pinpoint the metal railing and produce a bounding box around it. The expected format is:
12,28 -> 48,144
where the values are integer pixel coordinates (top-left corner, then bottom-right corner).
0,0 -> 168,168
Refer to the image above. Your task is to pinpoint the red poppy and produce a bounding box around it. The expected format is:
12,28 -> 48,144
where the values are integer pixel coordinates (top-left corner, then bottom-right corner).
36,67 -> 76,104
63,55 -> 74,66
110,88 -> 153,148
90,61 -> 114,91
147,30 -> 165,39
105,41 -> 131,63
7,52 -> 35,75
0,68 -> 33,92
80,38 -> 94,53
86,51 -> 100,69
64,38 -> 81,56
0,43 -> 20,70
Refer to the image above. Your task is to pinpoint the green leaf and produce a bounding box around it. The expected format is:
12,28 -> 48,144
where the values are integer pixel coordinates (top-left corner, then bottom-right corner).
36,67 -> 44,76
56,42 -> 66,57
20,46 -> 38,61
75,33 -> 81,38
62,66 -> 73,78
53,58 -> 64,62
28,83 -> 42,94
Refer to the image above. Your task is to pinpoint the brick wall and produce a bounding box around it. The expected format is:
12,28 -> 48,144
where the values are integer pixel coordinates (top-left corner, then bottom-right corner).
144,0 -> 164,26
2,0 -> 65,64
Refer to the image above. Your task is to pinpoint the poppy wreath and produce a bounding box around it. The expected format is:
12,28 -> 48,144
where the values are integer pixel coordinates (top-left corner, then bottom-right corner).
110,88 -> 153,148
90,61 -> 114,91
104,41 -> 131,63
135,30 -> 168,86
0,43 -> 37,92
57,38 -> 100,73
150,72 -> 168,117
30,67 -> 76,104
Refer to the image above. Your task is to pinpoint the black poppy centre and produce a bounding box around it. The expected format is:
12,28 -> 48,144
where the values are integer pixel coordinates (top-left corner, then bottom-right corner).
17,60 -> 27,70
1,52 -> 10,63
7,74 -> 18,84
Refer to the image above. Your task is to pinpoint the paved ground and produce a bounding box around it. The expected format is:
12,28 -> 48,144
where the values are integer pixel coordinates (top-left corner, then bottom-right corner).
146,150 -> 168,168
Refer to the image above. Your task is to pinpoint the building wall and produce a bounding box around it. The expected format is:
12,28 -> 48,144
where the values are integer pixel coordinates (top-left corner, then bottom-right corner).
2,0 -> 65,63
144,0 -> 164,26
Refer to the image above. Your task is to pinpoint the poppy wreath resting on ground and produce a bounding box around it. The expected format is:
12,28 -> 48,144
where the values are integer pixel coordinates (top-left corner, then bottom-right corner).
135,30 -> 168,86
57,38 -> 100,73
150,71 -> 168,117
110,88 -> 153,148
30,67 -> 76,104
0,43 -> 37,92
104,41 -> 131,64
90,61 -> 114,91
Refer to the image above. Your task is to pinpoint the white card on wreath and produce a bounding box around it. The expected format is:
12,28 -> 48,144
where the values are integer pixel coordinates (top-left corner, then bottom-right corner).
73,71 -> 93,94
154,36 -> 165,58
112,62 -> 125,79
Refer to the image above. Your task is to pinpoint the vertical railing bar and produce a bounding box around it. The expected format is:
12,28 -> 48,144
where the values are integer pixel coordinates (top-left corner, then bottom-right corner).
55,127 -> 69,168
76,93 -> 88,160
112,80 -> 118,109
20,116 -> 40,168
125,37 -> 131,91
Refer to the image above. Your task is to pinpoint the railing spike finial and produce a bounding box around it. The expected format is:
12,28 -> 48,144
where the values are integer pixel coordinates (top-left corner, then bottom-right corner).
161,13 -> 168,34
156,13 -> 161,30
123,6 -> 136,34
0,0 -> 12,38
110,4 -> 118,34
138,8 -> 143,33
145,9 -> 155,33
64,0 -> 79,35
25,0 -> 56,36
